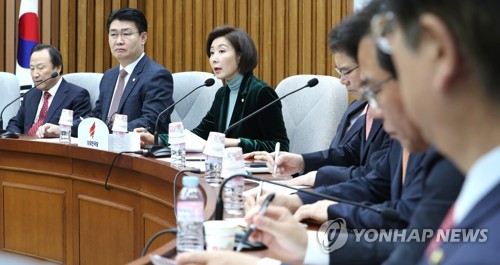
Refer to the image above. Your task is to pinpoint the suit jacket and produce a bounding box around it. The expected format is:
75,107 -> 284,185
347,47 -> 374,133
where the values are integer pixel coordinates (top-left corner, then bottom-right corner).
301,110 -> 391,186
299,141 -> 426,229
321,147 -> 464,265
418,183 -> 500,265
7,78 -> 92,136
329,100 -> 367,149
92,55 -> 174,133
190,72 -> 289,153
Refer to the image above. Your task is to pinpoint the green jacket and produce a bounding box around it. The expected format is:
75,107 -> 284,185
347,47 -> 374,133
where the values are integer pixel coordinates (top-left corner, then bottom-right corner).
162,72 -> 289,153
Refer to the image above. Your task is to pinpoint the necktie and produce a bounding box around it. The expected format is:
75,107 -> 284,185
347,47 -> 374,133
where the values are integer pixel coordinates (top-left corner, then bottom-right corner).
425,205 -> 455,263
364,105 -> 374,140
401,148 -> 410,185
108,69 -> 128,120
27,92 -> 51,135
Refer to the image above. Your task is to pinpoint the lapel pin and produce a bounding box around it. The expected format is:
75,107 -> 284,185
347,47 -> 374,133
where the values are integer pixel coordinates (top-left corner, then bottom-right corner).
241,98 -> 244,103
132,78 -> 136,82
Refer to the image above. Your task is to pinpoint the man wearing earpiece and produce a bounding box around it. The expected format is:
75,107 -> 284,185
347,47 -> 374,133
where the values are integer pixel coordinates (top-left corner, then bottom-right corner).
7,43 -> 92,136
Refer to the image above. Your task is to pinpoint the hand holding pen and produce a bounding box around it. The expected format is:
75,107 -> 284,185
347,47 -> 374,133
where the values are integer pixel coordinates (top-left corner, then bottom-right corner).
236,192 -> 276,252
273,142 -> 280,176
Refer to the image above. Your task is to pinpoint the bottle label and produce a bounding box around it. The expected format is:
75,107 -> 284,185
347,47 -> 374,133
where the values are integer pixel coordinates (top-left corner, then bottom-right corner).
177,201 -> 204,222
206,155 -> 222,164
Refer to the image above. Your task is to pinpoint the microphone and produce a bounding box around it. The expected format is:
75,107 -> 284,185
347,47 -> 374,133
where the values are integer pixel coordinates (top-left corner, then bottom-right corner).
214,173 -> 401,222
0,72 -> 59,139
224,78 -> 319,135
144,78 -> 216,158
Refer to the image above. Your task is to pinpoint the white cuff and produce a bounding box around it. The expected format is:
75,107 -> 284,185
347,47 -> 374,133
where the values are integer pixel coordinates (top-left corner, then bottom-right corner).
303,230 -> 329,265
257,257 -> 282,265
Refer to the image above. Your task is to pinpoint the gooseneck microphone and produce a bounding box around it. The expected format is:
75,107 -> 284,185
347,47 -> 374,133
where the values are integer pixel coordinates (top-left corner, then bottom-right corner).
144,78 -> 216,158
0,71 -> 59,139
224,78 -> 319,135
214,173 -> 401,222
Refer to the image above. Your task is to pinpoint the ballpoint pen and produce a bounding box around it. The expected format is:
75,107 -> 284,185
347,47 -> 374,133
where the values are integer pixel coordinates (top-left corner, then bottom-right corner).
236,192 -> 276,252
273,142 -> 280,175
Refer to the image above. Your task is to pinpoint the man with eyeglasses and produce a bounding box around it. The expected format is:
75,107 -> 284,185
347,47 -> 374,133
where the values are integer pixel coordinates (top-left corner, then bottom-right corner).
386,0 -> 500,264
37,8 -> 174,136
244,0 -> 391,191
174,2 -> 465,265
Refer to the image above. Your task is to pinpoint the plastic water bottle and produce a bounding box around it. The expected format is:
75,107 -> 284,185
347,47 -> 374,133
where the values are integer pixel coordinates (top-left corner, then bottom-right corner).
221,147 -> 245,218
205,155 -> 222,186
176,176 -> 204,253
223,176 -> 245,217
59,124 -> 71,144
112,131 -> 126,152
111,114 -> 127,152
170,143 -> 186,168
58,109 -> 73,144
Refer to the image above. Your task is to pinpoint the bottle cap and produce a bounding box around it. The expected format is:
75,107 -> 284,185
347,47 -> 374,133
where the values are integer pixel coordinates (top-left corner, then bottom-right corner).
182,176 -> 199,187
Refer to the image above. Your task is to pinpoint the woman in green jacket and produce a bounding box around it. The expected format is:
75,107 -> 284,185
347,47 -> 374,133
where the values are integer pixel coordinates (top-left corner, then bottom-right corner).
139,25 -> 289,153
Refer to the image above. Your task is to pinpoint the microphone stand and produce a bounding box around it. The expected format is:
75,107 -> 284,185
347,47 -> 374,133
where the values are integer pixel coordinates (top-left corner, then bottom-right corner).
214,173 -> 401,222
224,78 -> 319,135
144,78 -> 216,158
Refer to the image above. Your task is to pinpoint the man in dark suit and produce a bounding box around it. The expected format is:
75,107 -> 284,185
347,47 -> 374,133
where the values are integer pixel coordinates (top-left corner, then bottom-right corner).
244,4 -> 391,187
91,8 -> 173,133
389,0 -> 500,264
7,44 -> 92,137
39,8 -> 173,136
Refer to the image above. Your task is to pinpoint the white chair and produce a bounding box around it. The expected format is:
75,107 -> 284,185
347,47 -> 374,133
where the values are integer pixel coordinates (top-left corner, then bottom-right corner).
276,75 -> 348,154
63,72 -> 104,108
171,71 -> 222,130
0,72 -> 21,129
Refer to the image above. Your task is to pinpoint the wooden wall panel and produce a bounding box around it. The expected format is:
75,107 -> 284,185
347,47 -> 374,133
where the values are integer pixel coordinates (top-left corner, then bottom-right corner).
1,0 -> 353,88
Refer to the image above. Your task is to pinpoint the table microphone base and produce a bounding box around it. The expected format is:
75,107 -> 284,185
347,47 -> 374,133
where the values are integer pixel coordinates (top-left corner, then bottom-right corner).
144,145 -> 171,158
0,129 -> 19,139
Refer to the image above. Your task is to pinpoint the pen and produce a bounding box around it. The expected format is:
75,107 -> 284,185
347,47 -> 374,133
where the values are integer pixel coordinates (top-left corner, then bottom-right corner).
186,158 -> 205,162
236,192 -> 276,252
256,180 -> 264,203
273,142 -> 280,175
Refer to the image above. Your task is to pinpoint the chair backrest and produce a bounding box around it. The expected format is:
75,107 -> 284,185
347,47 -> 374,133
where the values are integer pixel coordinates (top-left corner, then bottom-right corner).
171,71 -> 222,130
276,75 -> 348,154
0,72 -> 21,129
63,72 -> 104,108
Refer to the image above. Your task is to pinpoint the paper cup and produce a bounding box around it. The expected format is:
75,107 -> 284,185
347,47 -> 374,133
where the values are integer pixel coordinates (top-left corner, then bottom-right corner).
221,147 -> 246,178
168,122 -> 185,144
203,132 -> 225,157
58,109 -> 74,126
203,220 -> 237,251
111,114 -> 128,132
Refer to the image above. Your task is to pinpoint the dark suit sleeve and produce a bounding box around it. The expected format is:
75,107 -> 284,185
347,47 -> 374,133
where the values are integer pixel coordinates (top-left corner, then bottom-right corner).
70,88 -> 92,136
128,68 -> 174,133
238,86 -> 289,153
301,126 -> 363,173
6,99 -> 28,133
313,140 -> 392,187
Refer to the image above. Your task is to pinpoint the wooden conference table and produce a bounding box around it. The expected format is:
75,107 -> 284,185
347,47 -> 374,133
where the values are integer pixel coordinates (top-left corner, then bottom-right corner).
0,136 -> 222,264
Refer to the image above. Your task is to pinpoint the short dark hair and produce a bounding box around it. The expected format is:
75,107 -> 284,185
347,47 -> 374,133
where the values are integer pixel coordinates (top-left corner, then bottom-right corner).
107,8 -> 147,33
328,0 -> 386,62
390,0 -> 500,100
206,25 -> 258,74
31,43 -> 64,74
